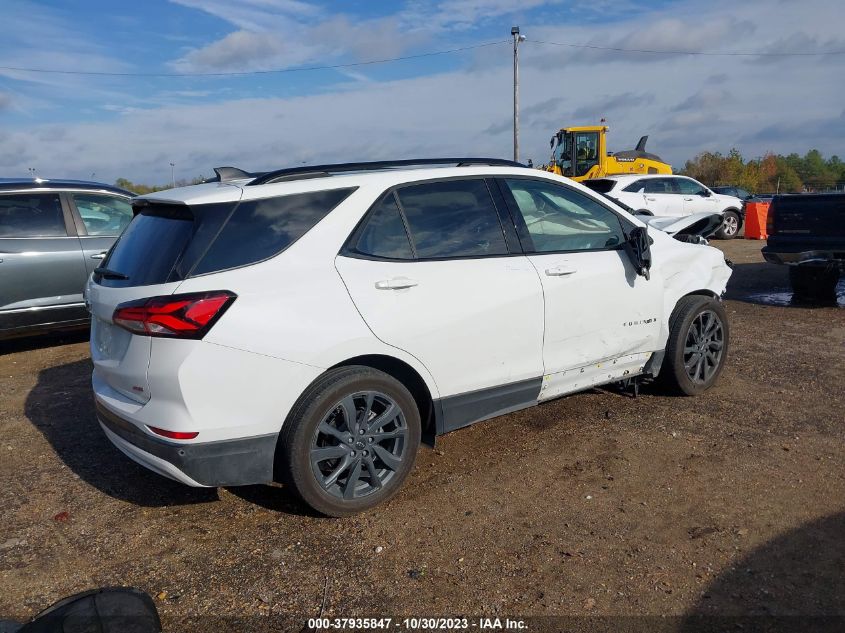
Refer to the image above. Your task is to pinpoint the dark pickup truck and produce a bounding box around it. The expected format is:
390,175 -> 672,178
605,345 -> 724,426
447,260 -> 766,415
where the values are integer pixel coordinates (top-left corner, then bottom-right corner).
762,193 -> 844,301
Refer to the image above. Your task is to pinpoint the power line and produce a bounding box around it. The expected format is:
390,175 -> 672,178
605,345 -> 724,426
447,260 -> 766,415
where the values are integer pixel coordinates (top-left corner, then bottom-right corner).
1,37 -> 842,79
529,39 -> 845,57
0,40 -> 509,78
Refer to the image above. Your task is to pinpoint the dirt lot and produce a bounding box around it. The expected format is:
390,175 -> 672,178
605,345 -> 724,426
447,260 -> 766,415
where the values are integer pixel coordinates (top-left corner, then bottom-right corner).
1,239 -> 843,631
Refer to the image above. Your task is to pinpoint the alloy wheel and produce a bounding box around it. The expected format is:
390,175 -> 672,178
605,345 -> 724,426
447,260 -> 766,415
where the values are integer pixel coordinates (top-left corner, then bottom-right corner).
722,214 -> 739,236
683,310 -> 725,384
310,391 -> 408,500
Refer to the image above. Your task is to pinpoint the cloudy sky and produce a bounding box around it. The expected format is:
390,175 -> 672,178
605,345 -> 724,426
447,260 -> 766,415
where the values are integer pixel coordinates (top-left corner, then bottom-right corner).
1,0 -> 843,184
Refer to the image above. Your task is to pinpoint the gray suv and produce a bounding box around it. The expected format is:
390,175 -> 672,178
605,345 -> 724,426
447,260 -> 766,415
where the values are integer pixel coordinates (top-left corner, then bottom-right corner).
0,178 -> 133,340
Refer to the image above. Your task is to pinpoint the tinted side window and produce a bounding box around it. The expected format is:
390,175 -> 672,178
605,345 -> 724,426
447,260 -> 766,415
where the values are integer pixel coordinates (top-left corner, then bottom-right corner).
73,193 -> 134,236
396,180 -> 507,258
622,180 -> 646,193
353,194 -> 413,259
504,179 -> 626,253
583,179 -> 617,194
676,178 -> 707,195
644,179 -> 674,194
193,188 -> 355,275
0,193 -> 66,237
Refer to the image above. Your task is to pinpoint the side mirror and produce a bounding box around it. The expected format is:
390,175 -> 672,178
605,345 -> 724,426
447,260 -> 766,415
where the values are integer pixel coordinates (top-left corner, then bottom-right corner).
624,226 -> 652,280
698,189 -> 711,197
18,588 -> 161,633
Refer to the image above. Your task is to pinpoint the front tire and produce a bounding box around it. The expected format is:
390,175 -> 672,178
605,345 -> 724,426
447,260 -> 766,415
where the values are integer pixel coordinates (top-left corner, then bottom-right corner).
278,366 -> 421,517
659,296 -> 729,396
715,210 -> 740,239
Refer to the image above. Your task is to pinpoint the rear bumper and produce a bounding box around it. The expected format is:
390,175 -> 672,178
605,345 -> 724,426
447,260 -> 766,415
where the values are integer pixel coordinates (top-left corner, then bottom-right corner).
96,401 -> 278,487
762,247 -> 845,269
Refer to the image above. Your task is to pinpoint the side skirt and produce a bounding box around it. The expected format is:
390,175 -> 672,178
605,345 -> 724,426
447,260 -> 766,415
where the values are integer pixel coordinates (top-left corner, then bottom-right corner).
433,377 -> 542,435
432,351 -> 663,436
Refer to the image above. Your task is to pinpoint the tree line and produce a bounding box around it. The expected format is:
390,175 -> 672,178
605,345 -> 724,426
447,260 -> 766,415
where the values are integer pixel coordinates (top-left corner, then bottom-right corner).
114,176 -> 205,195
680,149 -> 845,194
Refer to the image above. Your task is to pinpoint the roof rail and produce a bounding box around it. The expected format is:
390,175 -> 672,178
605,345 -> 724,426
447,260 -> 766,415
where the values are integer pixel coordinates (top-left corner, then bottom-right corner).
247,158 -> 525,186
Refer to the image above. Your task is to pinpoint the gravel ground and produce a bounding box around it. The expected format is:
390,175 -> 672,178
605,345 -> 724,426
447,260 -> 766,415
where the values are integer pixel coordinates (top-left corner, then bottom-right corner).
1,238 -> 843,631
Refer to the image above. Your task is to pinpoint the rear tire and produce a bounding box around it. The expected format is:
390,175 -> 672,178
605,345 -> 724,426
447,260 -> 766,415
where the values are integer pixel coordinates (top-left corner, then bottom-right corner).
658,295 -> 729,396
278,366 -> 421,517
715,210 -> 740,240
789,266 -> 839,303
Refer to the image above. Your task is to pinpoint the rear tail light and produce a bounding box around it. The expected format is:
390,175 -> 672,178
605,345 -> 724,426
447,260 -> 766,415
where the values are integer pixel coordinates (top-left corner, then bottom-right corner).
113,291 -> 236,338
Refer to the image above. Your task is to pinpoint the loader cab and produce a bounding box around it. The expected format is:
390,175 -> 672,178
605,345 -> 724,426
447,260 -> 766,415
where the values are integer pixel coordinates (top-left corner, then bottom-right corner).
551,127 -> 604,180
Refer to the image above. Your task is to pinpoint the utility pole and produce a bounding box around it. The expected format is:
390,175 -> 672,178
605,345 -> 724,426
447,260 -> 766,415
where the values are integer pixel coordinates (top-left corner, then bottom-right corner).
170,162 -> 175,188
511,26 -> 526,163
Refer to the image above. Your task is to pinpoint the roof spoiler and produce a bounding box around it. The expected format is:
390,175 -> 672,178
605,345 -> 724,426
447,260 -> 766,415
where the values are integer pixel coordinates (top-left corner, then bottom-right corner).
211,166 -> 264,182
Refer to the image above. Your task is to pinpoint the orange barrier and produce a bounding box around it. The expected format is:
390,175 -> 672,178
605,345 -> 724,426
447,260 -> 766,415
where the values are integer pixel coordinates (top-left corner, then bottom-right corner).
744,201 -> 770,240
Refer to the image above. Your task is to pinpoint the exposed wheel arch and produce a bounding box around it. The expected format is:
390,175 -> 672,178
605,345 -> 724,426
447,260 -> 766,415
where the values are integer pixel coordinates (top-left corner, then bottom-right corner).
682,289 -> 720,300
330,355 -> 436,444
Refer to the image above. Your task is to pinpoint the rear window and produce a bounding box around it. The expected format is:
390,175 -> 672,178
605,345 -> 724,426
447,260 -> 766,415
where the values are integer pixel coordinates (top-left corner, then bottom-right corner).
97,188 -> 354,287
582,179 -> 617,194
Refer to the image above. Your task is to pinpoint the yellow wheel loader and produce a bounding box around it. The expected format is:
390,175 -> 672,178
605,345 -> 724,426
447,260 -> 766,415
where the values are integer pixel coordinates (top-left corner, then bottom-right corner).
544,125 -> 672,182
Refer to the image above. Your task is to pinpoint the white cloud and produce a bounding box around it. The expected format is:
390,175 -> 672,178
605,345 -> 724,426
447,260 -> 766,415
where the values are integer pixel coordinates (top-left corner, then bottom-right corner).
168,0 -> 320,31
403,0 -> 563,32
168,0 -> 561,72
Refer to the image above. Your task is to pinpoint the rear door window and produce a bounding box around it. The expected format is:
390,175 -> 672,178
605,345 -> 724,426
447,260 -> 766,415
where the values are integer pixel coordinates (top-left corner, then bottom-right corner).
0,193 -> 67,237
395,179 -> 508,258
644,179 -> 674,194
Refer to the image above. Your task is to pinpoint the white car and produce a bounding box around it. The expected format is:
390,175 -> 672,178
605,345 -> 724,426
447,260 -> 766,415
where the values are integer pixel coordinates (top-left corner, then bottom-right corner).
584,175 -> 744,240
86,159 -> 732,516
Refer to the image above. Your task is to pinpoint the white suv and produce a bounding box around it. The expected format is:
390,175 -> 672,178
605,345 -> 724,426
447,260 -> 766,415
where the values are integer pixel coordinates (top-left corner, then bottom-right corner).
86,159 -> 732,516
584,175 -> 744,239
